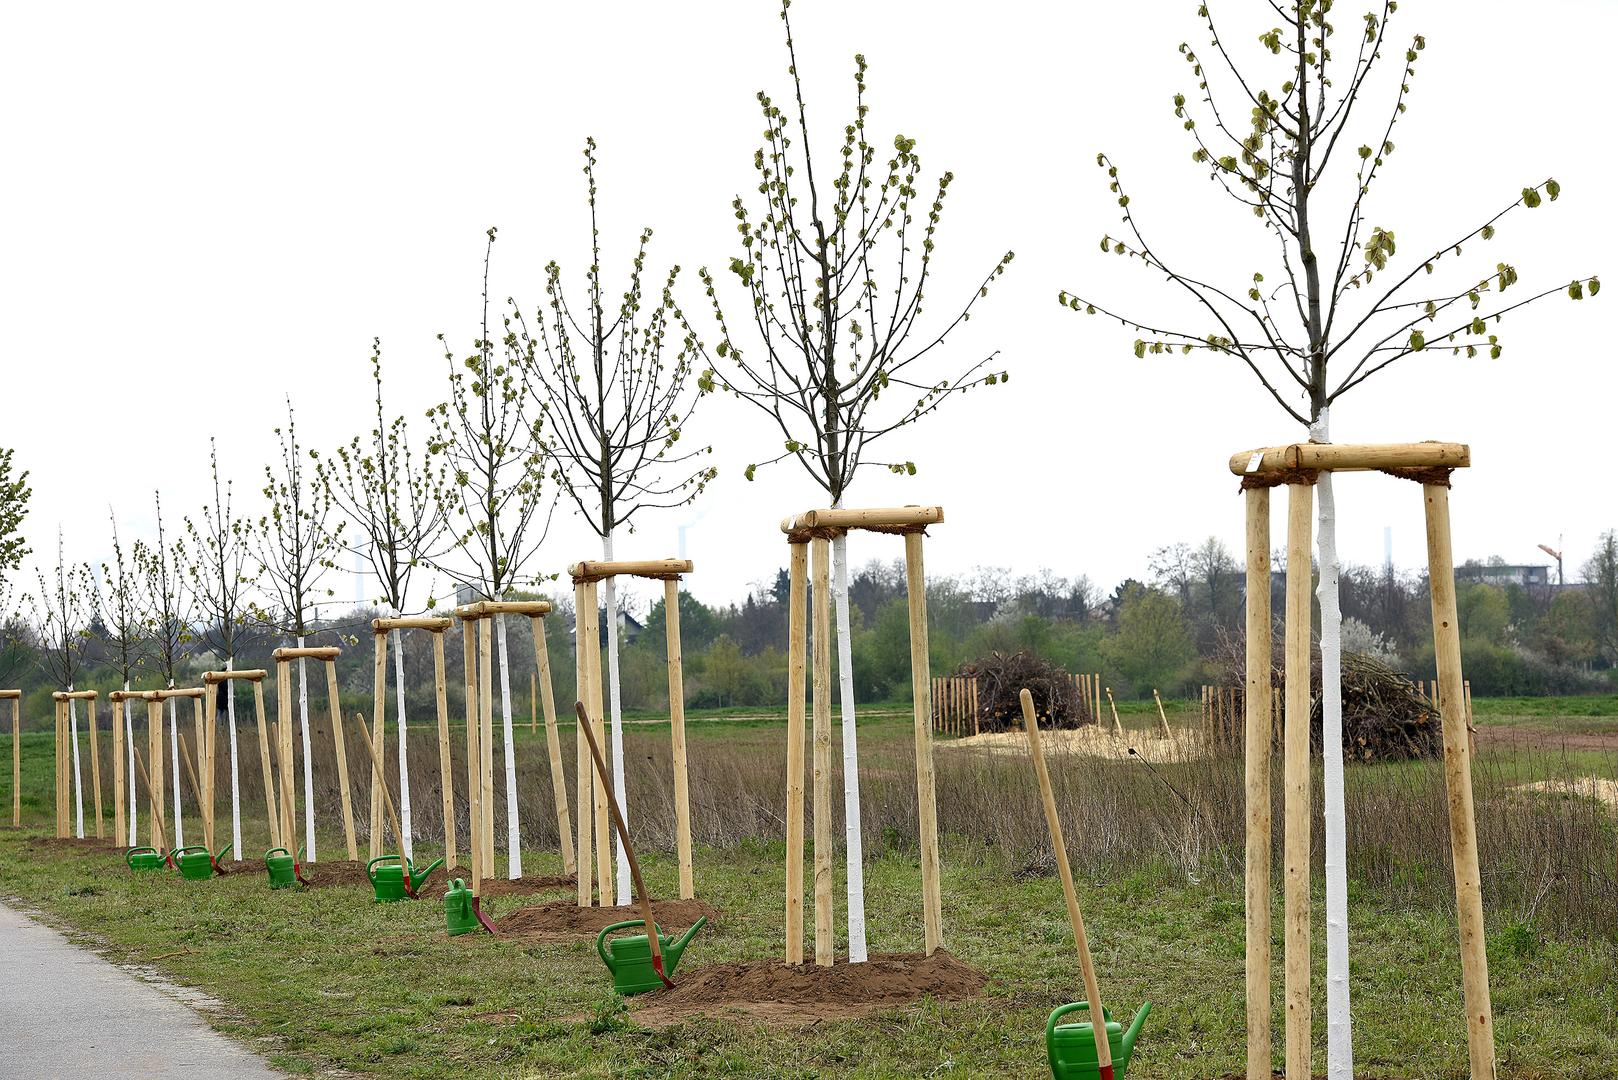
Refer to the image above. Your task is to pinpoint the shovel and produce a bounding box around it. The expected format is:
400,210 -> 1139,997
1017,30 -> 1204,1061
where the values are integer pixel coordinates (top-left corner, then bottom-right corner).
574,700 -> 673,989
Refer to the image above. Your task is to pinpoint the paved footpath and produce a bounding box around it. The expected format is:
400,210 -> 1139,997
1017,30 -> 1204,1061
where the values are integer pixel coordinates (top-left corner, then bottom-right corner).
0,902 -> 280,1078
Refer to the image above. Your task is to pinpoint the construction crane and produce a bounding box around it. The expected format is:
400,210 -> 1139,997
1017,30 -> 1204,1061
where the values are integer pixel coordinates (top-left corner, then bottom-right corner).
1537,540 -> 1564,586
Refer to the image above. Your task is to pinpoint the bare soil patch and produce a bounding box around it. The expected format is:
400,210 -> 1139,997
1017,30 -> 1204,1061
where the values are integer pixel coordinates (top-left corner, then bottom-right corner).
632,950 -> 986,1027
942,726 -> 1211,763
1513,776 -> 1618,811
1477,724 -> 1618,753
493,898 -> 720,942
472,874 -> 576,899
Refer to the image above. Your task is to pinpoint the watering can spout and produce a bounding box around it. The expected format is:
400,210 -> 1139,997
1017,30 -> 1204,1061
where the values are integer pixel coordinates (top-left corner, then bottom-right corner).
1120,1002 -> 1151,1068
409,856 -> 445,893
664,916 -> 707,974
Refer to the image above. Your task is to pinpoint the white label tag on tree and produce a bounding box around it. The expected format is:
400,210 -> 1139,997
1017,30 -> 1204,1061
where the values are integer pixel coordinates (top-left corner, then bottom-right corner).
1245,451 -> 1264,473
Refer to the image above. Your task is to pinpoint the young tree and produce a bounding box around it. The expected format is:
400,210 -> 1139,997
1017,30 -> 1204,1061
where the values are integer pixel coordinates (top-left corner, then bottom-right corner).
0,447 -> 31,588
139,495 -> 193,850
28,533 -> 91,837
1058,4 -> 1598,1074
318,341 -> 451,860
185,441 -> 255,861
1583,530 -> 1618,666
697,1 -> 1014,961
428,228 -> 556,878
98,510 -> 149,846
512,139 -> 715,901
251,401 -> 342,862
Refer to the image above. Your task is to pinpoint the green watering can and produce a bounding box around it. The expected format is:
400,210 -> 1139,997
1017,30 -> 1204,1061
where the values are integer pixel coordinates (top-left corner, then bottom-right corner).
265,846 -> 306,890
596,917 -> 706,995
367,854 -> 444,903
126,846 -> 167,872
1046,1002 -> 1150,1080
444,878 -> 479,936
173,843 -> 232,881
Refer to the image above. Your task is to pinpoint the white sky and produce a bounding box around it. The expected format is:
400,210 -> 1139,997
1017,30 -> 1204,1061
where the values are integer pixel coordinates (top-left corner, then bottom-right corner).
3,0 -> 1614,616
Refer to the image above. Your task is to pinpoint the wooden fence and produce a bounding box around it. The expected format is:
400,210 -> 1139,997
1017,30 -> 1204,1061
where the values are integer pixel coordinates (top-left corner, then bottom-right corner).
930,677 -> 980,736
1200,677 -> 1474,751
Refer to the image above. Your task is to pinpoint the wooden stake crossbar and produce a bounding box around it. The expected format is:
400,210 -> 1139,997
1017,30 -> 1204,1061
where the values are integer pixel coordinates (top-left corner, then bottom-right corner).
781,506 -> 946,964
1233,442 -> 1491,1080
567,558 -> 697,902
270,651 -> 352,863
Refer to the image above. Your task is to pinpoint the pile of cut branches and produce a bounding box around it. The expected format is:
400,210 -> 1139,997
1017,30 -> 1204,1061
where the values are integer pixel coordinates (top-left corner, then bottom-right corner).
958,651 -> 1086,733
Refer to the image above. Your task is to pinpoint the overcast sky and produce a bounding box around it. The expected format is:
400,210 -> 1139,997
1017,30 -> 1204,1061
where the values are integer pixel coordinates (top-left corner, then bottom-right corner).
3,0 -> 1613,619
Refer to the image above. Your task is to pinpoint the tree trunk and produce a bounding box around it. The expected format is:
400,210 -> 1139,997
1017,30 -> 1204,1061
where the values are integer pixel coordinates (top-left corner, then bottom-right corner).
831,508 -> 869,963
392,627 -> 413,862
297,640 -> 316,862
226,655 -> 241,860
602,529 -> 632,904
169,692 -> 183,849
1312,411 -> 1354,1080
124,679 -> 137,847
496,612 -> 522,879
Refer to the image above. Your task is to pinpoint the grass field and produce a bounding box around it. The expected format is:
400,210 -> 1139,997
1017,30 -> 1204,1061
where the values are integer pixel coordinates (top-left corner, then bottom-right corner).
2,698 -> 1615,1078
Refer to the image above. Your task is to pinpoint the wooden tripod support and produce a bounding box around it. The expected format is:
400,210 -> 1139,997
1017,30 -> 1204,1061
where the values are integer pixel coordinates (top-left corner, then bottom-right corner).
780,506 -> 945,966
1232,441 -> 1491,1080
270,647 -> 347,863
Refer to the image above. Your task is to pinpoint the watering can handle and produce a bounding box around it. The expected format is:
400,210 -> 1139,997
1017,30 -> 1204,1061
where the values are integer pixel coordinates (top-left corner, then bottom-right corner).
126,846 -> 156,868
365,854 -> 398,884
596,919 -> 663,972
173,845 -> 208,858
1047,1001 -> 1113,1042
265,847 -> 289,860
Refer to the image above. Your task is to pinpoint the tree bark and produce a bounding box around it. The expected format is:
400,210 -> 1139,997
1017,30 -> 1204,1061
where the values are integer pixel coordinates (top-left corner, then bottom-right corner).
602,530 -> 632,904
68,689 -> 83,839
831,512 -> 868,963
496,613 -> 522,878
297,640 -> 316,862
392,627 -> 413,862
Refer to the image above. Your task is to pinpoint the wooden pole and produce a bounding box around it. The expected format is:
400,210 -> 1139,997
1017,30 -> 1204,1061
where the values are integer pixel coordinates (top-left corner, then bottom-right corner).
903,531 -> 943,957
1423,483 -> 1496,1080
462,618 -> 482,896
663,577 -> 694,900
1283,482 -> 1313,1080
573,583 -> 593,905
325,659 -> 358,861
352,713 -> 405,855
478,615 -> 496,875
785,541 -> 808,964
13,698 -> 22,828
192,695 -> 208,851
1094,674 -> 1102,736
530,672 -> 537,734
1243,485 -> 1273,1080
432,630 -> 456,871
147,699 -> 163,848
1020,689 -> 1112,1076
1105,687 -> 1123,736
133,744 -> 166,853
371,629 -> 387,861
54,700 -> 64,837
528,615 -> 571,876
252,678 -> 279,851
810,536 -> 835,966
971,678 -> 980,736
1152,689 -> 1172,739
87,696 -> 103,839
277,662 -> 297,857
582,588 -> 611,904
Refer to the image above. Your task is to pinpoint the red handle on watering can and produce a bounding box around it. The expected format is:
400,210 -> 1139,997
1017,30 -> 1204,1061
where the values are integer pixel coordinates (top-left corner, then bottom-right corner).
209,844 -> 234,875
471,894 -> 498,936
292,846 -> 310,887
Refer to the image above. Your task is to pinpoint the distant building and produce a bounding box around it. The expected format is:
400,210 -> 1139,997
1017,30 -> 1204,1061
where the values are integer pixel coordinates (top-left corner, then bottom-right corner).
1455,563 -> 1553,588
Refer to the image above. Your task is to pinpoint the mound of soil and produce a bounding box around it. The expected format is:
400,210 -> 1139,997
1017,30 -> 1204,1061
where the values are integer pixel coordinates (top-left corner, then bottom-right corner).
493,898 -> 720,941
473,874 -> 576,899
298,860 -> 376,890
634,950 -> 986,1026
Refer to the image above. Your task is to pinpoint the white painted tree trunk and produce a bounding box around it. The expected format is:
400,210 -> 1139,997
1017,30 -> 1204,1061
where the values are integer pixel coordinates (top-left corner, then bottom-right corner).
68,687 -> 83,838
168,692 -> 182,848
297,640 -> 315,862
603,530 -> 631,905
226,654 -> 241,860
831,521 -> 868,963
124,679 -> 137,847
392,627 -> 413,861
1312,410 -> 1354,1080
495,613 -> 522,878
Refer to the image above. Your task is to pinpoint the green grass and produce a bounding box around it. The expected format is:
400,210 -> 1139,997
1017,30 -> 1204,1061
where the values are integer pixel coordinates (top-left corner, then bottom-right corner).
2,702 -> 1615,1078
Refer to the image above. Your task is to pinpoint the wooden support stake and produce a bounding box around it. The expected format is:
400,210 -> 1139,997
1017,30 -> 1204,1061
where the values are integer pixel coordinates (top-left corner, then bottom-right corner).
582,589 -> 611,904
528,615 -> 571,876
133,744 -> 166,853
192,695 -> 208,851
12,697 -> 21,828
904,531 -> 943,957
530,671 -> 537,734
54,700 -> 64,837
810,536 -> 835,966
784,541 -> 808,964
971,679 -> 980,737
573,582 -> 593,905
325,659 -> 358,861
1152,689 -> 1172,739
462,618 -> 482,896
252,678 -> 279,851
1105,687 -> 1123,736
87,696 -> 103,839
147,699 -> 164,848
432,630 -> 456,871
371,630 -> 387,861
1423,483 -> 1495,1080
1243,485 -> 1273,1080
1283,483 -> 1313,1080
665,577 -> 694,900
276,662 -> 297,856
1020,689 -> 1112,1076
352,712 -> 405,853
